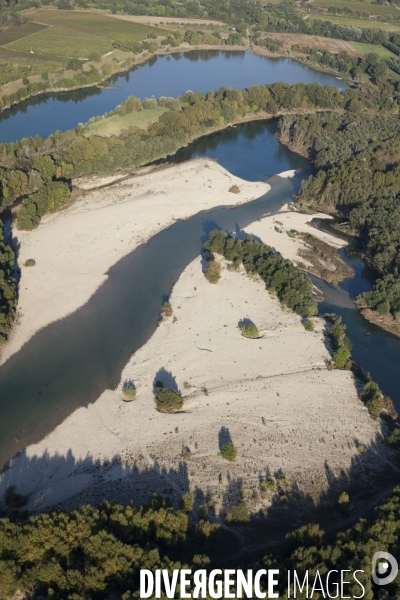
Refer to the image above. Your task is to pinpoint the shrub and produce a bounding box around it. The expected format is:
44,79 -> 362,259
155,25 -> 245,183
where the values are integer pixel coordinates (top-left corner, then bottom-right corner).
122,381 -> 136,401
180,492 -> 194,513
3,485 -> 28,508
333,345 -> 351,369
227,502 -> 249,523
303,319 -> 314,331
220,442 -> 237,461
338,491 -> 350,514
155,387 -> 183,412
229,184 -> 240,194
387,428 -> 400,447
161,301 -> 173,317
240,323 -> 259,338
280,495 -> 288,504
361,381 -> 383,418
24,259 -> 36,267
205,260 -> 221,284
88,52 -> 101,62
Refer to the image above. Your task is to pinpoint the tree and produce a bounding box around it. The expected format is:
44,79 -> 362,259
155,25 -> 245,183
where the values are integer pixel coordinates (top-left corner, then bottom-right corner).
122,381 -> 136,401
204,260 -> 221,283
155,388 -> 183,412
240,323 -> 259,338
361,381 -> 383,418
220,442 -> 237,460
180,492 -> 194,513
333,345 -> 351,369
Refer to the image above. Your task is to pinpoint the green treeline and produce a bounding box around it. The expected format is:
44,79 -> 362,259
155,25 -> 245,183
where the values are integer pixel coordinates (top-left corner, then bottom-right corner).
204,230 -> 318,316
0,221 -> 16,346
0,80 -> 392,231
1,483 -> 400,598
278,112 -> 400,318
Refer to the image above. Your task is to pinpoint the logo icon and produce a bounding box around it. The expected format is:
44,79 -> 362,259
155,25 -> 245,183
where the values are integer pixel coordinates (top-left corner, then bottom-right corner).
372,552 -> 398,585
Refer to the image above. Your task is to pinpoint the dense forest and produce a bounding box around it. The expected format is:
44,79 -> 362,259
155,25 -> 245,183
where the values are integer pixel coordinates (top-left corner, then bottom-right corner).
0,221 -> 16,347
277,112 -> 400,318
1,484 -> 400,599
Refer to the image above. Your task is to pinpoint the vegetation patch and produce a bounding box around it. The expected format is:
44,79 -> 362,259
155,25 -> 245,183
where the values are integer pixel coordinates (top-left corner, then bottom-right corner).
28,10 -> 169,41
220,442 -> 237,460
84,107 -> 169,137
155,387 -> 183,412
205,229 -> 318,316
122,381 -> 137,401
240,322 -> 259,338
204,259 -> 221,284
6,26 -> 112,59
0,21 -> 49,45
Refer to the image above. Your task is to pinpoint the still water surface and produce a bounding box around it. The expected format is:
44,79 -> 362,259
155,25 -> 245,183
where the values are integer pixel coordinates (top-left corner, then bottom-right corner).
0,50 -> 347,143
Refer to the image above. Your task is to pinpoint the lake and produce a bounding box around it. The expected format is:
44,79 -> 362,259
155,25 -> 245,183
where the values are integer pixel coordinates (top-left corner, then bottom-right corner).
0,49 -> 347,143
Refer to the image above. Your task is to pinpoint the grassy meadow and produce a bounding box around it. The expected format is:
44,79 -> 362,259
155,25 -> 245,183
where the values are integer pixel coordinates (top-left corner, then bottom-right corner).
352,41 -> 398,58
84,107 -> 169,137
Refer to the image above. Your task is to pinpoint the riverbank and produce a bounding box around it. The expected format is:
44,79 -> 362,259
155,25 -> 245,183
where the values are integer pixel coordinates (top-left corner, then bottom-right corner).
0,224 -> 392,517
1,159 -> 270,365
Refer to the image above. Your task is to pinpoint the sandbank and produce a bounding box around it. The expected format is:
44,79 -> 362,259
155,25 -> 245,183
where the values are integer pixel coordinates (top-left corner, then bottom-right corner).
0,249 -> 387,516
2,159 -> 269,364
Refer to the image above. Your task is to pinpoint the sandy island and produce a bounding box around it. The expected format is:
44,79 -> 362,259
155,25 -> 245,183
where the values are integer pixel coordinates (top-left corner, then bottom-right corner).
3,159 -> 269,364
0,162 -> 393,517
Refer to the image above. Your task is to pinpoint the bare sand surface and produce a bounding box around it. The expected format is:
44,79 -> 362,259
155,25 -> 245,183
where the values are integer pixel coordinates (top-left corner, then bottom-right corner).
0,232 -> 389,517
3,159 -> 269,365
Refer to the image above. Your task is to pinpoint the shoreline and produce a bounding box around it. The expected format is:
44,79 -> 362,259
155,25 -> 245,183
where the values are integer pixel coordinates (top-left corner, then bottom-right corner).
0,209 -> 391,517
1,159 -> 271,365
0,41 -> 351,120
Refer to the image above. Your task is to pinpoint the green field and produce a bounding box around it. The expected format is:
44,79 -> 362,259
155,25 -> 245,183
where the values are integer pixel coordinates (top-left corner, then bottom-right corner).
6,26 -> 113,59
311,13 -> 400,31
311,0 -> 400,18
352,41 -> 398,58
30,10 -> 170,41
0,21 -> 49,45
84,107 -> 169,137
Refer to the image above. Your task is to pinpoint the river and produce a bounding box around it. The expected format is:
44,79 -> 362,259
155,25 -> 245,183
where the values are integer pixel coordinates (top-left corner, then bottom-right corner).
0,51 -> 398,469
0,49 -> 347,143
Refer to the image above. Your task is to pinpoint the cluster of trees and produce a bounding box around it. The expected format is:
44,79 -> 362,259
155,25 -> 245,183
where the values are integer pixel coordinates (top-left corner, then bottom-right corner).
0,221 -> 16,346
278,112 -> 400,317
0,83 -> 352,227
2,481 -> 400,598
290,47 -> 389,82
204,229 -> 318,316
325,313 -> 352,369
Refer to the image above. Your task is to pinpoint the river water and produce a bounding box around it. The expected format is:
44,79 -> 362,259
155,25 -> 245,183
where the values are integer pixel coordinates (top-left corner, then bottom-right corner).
0,51 -> 398,469
0,49 -> 347,143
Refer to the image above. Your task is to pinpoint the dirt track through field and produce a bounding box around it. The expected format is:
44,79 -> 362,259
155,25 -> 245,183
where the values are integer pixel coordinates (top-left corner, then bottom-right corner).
108,14 -> 228,27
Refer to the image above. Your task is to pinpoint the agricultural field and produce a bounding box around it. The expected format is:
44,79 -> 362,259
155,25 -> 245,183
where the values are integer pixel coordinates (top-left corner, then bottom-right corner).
311,0 -> 400,18
84,107 -> 169,137
29,10 -> 170,42
352,41 -> 398,58
0,21 -> 49,45
6,26 -> 113,59
262,32 -> 360,54
310,13 -> 400,31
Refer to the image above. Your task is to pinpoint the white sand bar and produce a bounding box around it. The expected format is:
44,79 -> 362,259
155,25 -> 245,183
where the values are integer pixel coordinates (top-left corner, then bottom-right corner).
3,159 -> 269,364
1,254 -> 385,514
